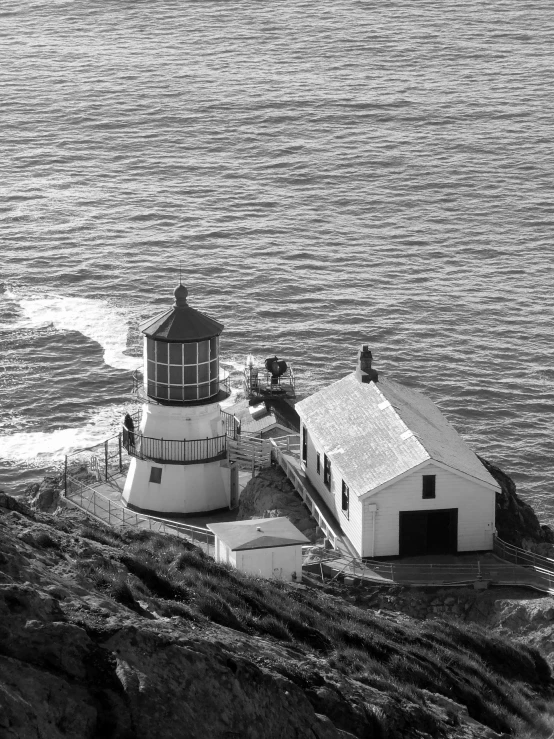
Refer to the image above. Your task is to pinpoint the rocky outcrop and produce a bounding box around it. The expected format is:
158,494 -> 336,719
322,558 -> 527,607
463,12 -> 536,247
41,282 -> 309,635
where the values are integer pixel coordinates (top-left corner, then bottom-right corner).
2,492 -> 541,739
23,475 -> 64,514
238,467 -> 320,542
479,457 -> 554,551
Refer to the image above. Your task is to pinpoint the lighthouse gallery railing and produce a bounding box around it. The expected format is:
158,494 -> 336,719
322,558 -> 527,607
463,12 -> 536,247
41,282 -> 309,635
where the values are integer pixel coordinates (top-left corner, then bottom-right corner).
123,427 -> 227,465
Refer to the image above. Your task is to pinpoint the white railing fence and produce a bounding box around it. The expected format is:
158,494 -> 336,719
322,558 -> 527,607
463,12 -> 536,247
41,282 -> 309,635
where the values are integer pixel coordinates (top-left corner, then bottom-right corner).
65,476 -> 214,555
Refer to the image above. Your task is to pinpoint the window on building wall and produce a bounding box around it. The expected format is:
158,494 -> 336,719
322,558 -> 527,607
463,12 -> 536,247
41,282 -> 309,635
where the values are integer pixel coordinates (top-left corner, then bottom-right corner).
316,452 -> 321,474
150,467 -> 163,484
323,454 -> 331,489
302,425 -> 308,464
422,475 -> 436,499
341,480 -> 350,518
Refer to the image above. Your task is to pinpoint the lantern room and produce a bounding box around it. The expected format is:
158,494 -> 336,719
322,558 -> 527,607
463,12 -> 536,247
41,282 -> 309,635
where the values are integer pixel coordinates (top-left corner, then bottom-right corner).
139,283 -> 228,404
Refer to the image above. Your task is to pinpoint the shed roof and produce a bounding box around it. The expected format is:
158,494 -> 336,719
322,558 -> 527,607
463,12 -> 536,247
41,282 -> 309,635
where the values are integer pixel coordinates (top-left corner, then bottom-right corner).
207,517 -> 310,551
295,373 -> 498,496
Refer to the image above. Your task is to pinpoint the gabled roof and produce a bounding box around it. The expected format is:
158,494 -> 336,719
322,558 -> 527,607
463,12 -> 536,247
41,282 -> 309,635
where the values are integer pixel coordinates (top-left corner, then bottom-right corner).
207,517 -> 309,551
295,373 -> 499,496
140,304 -> 223,342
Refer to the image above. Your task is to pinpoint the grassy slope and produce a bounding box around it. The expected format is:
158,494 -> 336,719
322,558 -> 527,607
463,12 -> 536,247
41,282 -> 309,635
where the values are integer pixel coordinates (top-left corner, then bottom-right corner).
58,516 -> 554,739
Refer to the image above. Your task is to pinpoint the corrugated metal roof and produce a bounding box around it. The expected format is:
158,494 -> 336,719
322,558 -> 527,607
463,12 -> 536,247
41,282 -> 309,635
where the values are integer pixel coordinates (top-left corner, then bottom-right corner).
295,373 -> 498,496
207,517 -> 309,551
140,304 -> 224,342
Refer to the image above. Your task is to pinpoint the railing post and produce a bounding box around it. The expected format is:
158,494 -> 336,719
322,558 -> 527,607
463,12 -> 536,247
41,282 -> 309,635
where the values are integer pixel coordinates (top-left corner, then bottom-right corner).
118,433 -> 122,472
108,499 -> 111,524
64,455 -> 68,497
104,440 -> 109,481
287,436 -> 290,452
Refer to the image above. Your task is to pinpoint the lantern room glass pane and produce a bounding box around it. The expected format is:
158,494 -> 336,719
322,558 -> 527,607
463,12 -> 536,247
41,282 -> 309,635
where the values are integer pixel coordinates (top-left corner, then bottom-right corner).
156,384 -> 168,400
210,359 -> 218,380
170,365 -> 182,385
198,363 -> 209,383
184,365 -> 196,384
147,339 -> 155,360
147,360 -> 156,383
198,340 -> 209,363
210,337 -> 218,359
198,383 -> 210,399
210,378 -> 218,395
156,341 -> 168,363
169,386 -> 183,401
169,343 -> 182,365
157,363 -> 168,384
147,380 -> 156,396
183,343 -> 197,365
184,385 -> 197,401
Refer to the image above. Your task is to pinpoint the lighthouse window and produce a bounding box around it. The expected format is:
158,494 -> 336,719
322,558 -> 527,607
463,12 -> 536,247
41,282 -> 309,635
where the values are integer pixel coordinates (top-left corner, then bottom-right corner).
157,364 -> 168,384
170,343 -> 182,364
170,386 -> 184,401
183,342 -> 196,364
147,339 -> 155,360
210,337 -> 218,358
184,365 -> 197,384
157,342 -> 168,363
198,340 -> 209,363
170,365 -> 182,384
149,467 -> 163,484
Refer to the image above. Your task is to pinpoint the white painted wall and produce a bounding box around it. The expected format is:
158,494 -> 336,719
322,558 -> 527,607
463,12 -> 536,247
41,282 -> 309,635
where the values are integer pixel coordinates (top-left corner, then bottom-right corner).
122,457 -> 231,514
364,463 -> 496,557
122,394 -> 230,513
215,540 -> 237,567
140,400 -> 225,445
233,545 -> 302,581
301,422 -> 364,556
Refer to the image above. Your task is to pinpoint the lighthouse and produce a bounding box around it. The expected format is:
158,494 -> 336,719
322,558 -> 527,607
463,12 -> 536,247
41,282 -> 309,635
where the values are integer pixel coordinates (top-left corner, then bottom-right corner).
122,282 -> 236,516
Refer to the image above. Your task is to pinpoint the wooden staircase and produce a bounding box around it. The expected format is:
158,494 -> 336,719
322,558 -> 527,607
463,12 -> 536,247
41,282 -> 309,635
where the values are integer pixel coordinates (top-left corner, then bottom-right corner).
227,434 -> 272,471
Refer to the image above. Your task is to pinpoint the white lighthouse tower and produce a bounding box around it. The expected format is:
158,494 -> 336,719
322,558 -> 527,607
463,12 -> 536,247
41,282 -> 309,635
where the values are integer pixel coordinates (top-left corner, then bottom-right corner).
122,282 -> 235,516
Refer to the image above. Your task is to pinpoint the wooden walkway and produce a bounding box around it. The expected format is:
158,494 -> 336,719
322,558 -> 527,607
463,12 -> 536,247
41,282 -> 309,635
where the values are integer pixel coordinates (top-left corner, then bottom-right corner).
270,437 -> 359,558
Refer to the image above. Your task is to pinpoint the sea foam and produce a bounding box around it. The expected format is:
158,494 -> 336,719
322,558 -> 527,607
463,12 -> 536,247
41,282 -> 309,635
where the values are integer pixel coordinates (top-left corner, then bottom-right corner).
0,404 -> 129,466
11,292 -> 139,371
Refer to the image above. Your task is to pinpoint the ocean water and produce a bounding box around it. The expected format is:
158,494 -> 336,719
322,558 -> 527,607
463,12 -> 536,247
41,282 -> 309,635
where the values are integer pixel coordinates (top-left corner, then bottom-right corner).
1,0 -> 553,522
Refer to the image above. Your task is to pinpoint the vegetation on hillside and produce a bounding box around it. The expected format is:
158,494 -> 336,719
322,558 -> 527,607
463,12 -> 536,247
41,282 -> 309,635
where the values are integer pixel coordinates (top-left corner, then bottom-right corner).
64,518 -> 554,738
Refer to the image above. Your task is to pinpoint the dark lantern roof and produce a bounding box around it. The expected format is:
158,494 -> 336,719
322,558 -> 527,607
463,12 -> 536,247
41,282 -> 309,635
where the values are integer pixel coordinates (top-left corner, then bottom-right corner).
140,284 -> 224,342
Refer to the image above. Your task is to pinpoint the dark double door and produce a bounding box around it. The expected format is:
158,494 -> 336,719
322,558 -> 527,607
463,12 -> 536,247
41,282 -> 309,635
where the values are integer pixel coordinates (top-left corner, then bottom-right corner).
399,509 -> 458,557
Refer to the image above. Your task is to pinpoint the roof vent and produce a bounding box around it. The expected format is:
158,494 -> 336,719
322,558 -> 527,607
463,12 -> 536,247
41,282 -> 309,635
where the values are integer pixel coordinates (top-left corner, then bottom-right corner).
355,344 -> 378,384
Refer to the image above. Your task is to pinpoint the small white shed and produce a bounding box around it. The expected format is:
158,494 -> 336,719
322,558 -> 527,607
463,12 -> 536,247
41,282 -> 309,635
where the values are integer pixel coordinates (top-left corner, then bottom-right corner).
207,517 -> 309,581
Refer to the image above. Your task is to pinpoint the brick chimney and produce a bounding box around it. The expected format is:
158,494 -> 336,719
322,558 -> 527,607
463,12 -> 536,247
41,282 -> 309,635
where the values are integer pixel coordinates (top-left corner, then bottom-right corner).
355,344 -> 378,384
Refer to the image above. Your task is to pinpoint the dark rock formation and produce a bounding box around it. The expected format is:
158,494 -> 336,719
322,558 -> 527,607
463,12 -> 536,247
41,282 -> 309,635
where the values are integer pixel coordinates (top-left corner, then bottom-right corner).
479,457 -> 554,551
237,468 -> 319,542
2,491 -> 543,738
23,475 -> 64,514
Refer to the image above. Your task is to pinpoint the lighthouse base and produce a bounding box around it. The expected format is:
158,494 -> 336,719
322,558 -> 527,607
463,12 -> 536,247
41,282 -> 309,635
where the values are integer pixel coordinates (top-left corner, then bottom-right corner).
122,458 -> 232,515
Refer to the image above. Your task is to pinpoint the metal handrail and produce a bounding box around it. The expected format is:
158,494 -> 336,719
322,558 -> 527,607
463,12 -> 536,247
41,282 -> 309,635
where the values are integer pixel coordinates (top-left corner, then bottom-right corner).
123,427 -> 227,465
65,475 -> 214,552
302,548 -> 554,594
270,438 -> 339,550
493,535 -> 554,570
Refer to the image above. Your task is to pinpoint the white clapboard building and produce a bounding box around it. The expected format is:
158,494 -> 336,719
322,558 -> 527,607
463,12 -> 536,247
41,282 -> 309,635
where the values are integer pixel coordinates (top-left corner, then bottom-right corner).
295,346 -> 500,558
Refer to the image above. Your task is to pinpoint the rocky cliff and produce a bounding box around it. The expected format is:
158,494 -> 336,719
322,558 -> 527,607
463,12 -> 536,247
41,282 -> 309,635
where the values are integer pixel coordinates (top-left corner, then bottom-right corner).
1,491 -> 554,739
479,457 -> 554,552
